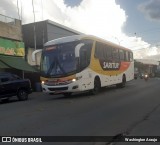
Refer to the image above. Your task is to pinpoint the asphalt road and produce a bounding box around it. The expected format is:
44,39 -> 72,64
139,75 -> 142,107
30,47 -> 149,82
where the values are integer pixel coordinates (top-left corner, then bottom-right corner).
1,78 -> 160,145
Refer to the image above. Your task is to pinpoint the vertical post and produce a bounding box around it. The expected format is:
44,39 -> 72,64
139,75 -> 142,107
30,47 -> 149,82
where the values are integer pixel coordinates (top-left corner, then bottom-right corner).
41,0 -> 43,21
32,0 -> 36,51
20,0 -> 23,21
17,0 -> 21,20
32,0 -> 37,66
41,0 -> 45,45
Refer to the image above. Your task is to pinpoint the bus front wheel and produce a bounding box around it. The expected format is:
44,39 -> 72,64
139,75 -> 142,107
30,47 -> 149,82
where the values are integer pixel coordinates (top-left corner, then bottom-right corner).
91,77 -> 101,95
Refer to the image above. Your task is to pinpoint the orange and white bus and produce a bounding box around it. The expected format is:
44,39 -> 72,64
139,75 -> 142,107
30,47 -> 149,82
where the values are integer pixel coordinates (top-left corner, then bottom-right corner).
40,35 -> 134,96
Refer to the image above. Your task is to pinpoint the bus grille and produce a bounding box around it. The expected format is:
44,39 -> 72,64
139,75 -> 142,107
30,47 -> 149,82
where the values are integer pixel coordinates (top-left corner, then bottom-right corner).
48,87 -> 68,91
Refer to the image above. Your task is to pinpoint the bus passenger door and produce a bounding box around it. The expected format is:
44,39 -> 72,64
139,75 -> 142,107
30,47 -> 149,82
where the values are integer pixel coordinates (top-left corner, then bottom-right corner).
79,48 -> 92,90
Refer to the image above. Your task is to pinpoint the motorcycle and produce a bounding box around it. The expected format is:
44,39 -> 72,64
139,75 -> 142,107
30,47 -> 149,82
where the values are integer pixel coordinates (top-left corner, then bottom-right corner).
144,74 -> 149,81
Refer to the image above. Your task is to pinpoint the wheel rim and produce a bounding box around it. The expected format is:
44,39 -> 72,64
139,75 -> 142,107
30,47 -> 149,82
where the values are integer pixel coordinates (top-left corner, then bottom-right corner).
21,91 -> 26,96
18,90 -> 28,100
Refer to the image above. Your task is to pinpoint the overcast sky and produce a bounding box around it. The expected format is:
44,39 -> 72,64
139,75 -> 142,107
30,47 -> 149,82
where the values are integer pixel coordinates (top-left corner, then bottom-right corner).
1,0 -> 160,59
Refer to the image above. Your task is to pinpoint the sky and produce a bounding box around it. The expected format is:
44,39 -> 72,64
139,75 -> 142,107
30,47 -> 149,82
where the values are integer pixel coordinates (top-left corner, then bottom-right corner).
1,0 -> 160,59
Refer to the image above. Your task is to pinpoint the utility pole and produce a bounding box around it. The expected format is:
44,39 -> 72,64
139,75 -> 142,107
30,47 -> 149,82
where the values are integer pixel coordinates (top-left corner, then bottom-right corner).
32,0 -> 37,66
32,0 -> 36,51
17,0 -> 21,20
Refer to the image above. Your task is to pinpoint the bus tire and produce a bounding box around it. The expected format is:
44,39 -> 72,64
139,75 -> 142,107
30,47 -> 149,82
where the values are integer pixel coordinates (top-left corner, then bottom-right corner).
118,75 -> 126,88
90,77 -> 101,95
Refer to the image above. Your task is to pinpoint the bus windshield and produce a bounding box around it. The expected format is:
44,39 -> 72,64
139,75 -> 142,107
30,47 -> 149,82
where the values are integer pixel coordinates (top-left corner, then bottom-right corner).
41,40 -> 93,77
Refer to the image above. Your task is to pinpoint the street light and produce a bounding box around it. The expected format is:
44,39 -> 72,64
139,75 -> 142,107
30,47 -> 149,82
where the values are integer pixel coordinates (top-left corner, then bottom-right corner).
114,37 -> 123,45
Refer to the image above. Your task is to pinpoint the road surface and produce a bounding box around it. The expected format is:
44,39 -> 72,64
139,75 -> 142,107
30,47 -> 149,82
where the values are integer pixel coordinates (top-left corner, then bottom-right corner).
1,78 -> 160,145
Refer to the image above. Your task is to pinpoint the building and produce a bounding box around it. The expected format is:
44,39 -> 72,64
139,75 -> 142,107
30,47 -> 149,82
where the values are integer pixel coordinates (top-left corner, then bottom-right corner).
134,59 -> 159,77
22,20 -> 82,66
0,14 -> 37,73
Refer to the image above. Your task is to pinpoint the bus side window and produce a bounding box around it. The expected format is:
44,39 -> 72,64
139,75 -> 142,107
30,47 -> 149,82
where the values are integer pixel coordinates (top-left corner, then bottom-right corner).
95,42 -> 100,58
102,44 -> 107,60
80,49 -> 87,68
106,46 -> 112,61
80,44 -> 92,69
129,52 -> 133,61
95,42 -> 105,60
125,51 -> 129,61
112,48 -> 119,61
119,49 -> 125,61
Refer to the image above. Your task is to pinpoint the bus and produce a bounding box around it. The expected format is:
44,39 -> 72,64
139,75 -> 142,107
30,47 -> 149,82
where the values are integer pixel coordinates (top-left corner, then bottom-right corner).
39,35 -> 134,96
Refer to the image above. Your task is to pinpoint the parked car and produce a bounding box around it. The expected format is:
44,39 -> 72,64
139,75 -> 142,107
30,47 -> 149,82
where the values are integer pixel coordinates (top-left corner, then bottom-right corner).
0,72 -> 32,102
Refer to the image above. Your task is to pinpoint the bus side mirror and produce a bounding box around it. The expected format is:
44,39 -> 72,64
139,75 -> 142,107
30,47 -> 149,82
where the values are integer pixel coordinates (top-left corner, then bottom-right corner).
75,43 -> 84,57
32,49 -> 42,62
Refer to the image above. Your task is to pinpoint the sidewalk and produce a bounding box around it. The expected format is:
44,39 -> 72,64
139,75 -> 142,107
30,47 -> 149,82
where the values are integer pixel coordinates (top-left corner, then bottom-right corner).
116,103 -> 160,145
128,104 -> 160,136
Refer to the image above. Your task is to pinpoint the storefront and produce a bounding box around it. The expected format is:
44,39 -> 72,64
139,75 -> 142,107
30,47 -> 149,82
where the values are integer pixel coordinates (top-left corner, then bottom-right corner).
0,38 -> 38,78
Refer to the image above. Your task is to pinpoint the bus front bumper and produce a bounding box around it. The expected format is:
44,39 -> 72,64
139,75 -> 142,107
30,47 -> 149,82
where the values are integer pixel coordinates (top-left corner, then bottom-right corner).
41,83 -> 80,94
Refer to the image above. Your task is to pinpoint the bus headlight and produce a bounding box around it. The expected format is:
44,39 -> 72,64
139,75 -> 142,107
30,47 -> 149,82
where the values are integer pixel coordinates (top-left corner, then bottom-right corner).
72,79 -> 76,82
41,81 -> 45,84
72,76 -> 82,82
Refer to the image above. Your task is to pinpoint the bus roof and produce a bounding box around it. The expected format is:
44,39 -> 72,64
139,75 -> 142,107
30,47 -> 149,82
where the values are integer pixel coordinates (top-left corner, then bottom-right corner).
44,34 -> 131,51
44,35 -> 86,46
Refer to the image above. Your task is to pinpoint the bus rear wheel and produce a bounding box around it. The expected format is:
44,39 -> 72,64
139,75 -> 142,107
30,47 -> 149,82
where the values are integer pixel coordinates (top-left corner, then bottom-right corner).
91,77 -> 101,95
117,76 -> 126,88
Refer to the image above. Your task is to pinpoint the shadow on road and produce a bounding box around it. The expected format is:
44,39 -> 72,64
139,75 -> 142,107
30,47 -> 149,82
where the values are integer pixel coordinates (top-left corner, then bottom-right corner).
49,85 -> 118,100
0,84 -> 126,104
0,97 -> 18,105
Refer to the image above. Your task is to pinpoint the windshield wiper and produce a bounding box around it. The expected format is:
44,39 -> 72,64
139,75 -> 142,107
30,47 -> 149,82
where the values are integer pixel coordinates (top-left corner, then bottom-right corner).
47,57 -> 66,76
47,60 -> 55,76
56,59 -> 66,74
